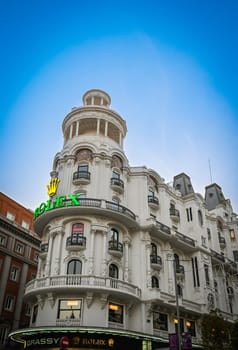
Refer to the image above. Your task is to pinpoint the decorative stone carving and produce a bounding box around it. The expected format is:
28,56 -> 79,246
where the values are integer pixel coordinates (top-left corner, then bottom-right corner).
47,293 -> 56,308
37,295 -> 45,309
100,294 -> 109,309
86,292 -> 94,308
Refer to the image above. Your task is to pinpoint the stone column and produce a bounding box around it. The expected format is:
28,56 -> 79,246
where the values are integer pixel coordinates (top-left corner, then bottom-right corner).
105,121 -> 108,136
96,119 -> 100,135
69,124 -> 73,139
167,252 -> 174,294
88,229 -> 95,275
53,228 -> 64,275
101,230 -> 108,276
45,232 -> 54,276
146,242 -> 152,287
123,238 -> 130,282
76,121 -> 79,136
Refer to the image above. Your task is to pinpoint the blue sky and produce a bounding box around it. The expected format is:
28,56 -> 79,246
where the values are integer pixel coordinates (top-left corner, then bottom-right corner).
1,0 -> 238,212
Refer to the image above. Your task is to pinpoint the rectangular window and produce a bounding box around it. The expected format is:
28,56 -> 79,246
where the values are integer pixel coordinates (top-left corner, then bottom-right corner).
195,257 -> 200,287
6,211 -> 15,221
10,266 -> 20,281
204,264 -> 210,286
15,243 -> 24,255
57,299 -> 82,320
0,235 -> 6,246
207,228 -> 211,240
108,303 -> 123,324
78,165 -> 88,173
201,236 -> 206,247
0,327 -> 9,345
34,253 -> 39,262
112,171 -> 120,179
22,220 -> 29,229
25,303 -> 31,316
4,296 -> 15,311
153,312 -> 168,331
191,258 -> 196,287
230,229 -> 236,240
233,250 -> 238,262
186,208 -> 193,222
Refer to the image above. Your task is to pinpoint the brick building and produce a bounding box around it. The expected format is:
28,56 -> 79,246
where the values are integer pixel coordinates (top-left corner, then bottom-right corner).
0,193 -> 41,348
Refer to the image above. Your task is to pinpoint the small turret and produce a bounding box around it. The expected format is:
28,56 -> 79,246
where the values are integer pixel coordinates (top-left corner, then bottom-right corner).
205,183 -> 226,210
173,173 -> 194,196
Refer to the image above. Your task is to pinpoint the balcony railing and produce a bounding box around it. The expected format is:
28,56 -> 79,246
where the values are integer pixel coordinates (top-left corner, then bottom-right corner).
150,255 -> 162,266
156,221 -> 171,235
176,264 -> 185,275
73,171 -> 91,185
210,249 -> 225,262
106,201 -> 136,220
66,234 -> 86,248
108,240 -> 123,253
25,275 -> 141,298
110,178 -> 124,194
147,196 -> 159,208
73,171 -> 91,181
169,207 -> 180,221
175,231 -> 196,247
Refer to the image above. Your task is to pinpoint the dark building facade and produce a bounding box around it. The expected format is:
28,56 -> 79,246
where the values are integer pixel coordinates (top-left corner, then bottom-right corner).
0,193 -> 41,348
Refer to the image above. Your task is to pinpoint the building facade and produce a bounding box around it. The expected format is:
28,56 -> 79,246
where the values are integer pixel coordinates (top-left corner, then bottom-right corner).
0,192 -> 41,348
9,89 -> 238,349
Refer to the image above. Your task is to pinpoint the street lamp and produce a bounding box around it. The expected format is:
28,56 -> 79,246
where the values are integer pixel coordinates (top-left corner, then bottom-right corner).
173,259 -> 182,350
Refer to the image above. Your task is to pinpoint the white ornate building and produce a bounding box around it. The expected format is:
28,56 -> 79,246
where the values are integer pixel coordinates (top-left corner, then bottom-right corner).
9,89 -> 238,350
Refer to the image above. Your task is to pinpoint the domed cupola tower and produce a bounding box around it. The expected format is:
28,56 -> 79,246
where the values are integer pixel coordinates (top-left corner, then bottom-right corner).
47,89 -> 129,203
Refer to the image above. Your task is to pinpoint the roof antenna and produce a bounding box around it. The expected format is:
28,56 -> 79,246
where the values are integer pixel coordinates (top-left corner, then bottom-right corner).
208,159 -> 213,184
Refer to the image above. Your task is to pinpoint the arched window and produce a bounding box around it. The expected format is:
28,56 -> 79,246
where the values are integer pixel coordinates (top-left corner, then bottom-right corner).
151,243 -> 157,256
177,284 -> 183,297
72,223 -> 84,234
109,264 -> 119,279
174,253 -> 180,267
152,276 -> 159,288
198,210 -> 203,226
110,228 -> 119,243
67,259 -> 82,274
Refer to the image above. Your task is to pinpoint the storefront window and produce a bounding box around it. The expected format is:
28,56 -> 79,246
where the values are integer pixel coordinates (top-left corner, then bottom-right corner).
153,312 -> 168,331
108,303 -> 123,324
57,299 -> 82,320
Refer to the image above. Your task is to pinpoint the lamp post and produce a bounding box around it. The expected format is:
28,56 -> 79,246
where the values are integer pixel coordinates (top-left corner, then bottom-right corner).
173,259 -> 182,350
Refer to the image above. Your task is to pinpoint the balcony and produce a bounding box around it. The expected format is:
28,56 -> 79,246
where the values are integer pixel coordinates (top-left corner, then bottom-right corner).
176,264 -> 185,276
108,240 -> 123,257
66,234 -> 86,251
110,178 -> 124,194
219,236 -> 226,248
227,286 -> 234,297
39,243 -> 48,258
73,171 -> 91,185
24,275 -> 141,301
210,249 -> 225,263
224,258 -> 237,273
150,254 -> 162,270
170,207 -> 180,222
155,221 -> 171,236
148,196 -> 159,210
34,198 -> 138,234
